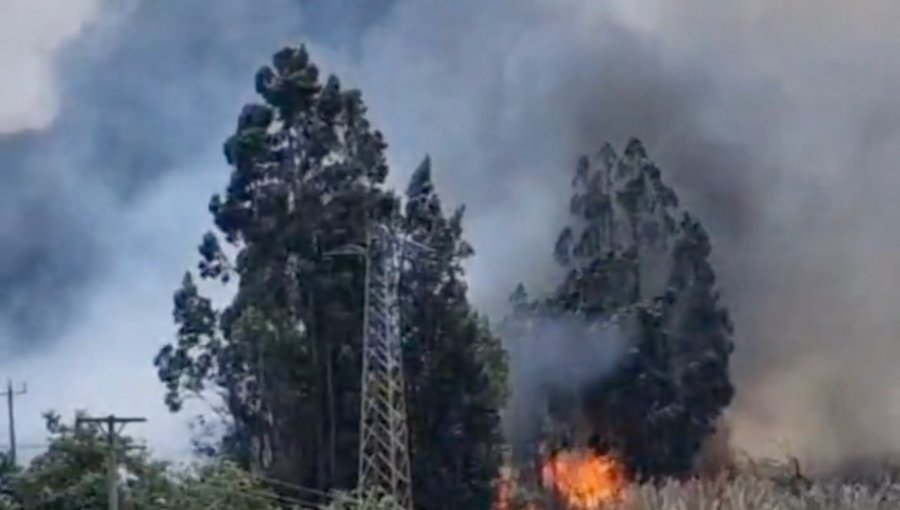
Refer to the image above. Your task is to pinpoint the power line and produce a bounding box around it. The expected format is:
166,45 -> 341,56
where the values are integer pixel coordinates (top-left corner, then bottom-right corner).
180,478 -> 322,509
27,475 -> 323,510
3,441 -> 338,499
243,471 -> 336,498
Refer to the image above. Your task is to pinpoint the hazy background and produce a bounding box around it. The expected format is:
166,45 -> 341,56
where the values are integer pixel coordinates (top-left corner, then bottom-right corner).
2,0 -> 900,470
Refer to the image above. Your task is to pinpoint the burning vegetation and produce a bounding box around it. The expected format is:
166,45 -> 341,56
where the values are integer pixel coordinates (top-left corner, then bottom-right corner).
541,449 -> 627,508
495,446 -> 627,510
498,141 -> 735,507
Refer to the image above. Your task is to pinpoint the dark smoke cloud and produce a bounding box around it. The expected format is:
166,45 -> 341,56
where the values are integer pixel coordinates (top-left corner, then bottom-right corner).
0,0 -> 376,347
4,0 -> 900,470
337,0 -> 900,470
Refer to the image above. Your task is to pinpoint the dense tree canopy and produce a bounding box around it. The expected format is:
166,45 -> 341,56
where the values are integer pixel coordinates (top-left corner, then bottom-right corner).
402,159 -> 508,509
153,45 -> 507,509
0,41 -> 741,510
507,140 -> 735,480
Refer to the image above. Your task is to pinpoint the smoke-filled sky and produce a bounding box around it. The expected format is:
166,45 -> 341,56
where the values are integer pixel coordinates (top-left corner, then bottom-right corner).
3,0 -> 900,470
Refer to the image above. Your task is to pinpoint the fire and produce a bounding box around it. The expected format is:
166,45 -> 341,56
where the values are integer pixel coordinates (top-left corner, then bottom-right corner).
493,449 -> 627,510
541,449 -> 626,509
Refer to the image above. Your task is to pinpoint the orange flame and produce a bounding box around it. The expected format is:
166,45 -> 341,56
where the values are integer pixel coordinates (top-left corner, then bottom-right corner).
540,449 -> 626,509
493,449 -> 627,510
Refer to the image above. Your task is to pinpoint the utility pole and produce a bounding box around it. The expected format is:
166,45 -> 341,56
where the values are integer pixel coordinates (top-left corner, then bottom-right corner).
357,223 -> 429,510
324,221 -> 429,510
76,415 -> 146,510
0,380 -> 26,465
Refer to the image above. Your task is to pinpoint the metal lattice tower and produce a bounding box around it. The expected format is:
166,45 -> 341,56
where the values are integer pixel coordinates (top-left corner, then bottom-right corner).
357,223 -> 427,510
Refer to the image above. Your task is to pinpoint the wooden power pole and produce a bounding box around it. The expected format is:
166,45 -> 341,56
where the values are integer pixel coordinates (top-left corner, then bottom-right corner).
0,380 -> 26,465
76,415 -> 146,510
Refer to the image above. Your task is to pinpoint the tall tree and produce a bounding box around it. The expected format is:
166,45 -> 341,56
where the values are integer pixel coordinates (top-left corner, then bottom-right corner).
154,45 -> 393,496
402,159 -> 508,509
511,139 -> 735,480
154,45 -> 508,509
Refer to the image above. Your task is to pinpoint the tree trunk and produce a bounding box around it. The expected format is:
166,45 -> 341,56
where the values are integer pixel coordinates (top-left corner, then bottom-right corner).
310,290 -> 327,491
327,338 -> 337,486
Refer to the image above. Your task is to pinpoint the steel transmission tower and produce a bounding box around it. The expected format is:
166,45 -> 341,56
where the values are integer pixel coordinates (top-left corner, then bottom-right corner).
357,222 -> 428,510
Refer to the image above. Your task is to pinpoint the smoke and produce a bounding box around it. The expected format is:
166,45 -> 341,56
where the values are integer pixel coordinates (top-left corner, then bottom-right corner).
503,315 -> 628,449
4,0 -> 900,472
632,1 -> 900,470
0,0 -> 100,133
0,0 -> 391,461
339,0 -> 900,471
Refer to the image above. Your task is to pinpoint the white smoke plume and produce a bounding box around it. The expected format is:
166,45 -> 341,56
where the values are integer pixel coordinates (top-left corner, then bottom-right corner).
0,0 -> 100,133
2,0 -> 900,473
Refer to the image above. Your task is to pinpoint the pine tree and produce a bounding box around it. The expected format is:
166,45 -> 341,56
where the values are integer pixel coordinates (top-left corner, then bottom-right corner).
401,158 -> 508,509
511,139 -> 734,479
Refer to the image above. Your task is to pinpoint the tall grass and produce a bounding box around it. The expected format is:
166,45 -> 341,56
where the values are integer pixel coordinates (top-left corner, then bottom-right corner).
619,475 -> 900,510
613,458 -> 900,510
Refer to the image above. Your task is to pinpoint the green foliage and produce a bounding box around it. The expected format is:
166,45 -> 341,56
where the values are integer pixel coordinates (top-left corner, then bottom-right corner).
158,462 -> 284,510
154,43 -> 394,494
154,45 -> 508,509
0,413 -> 286,509
402,158 -> 508,509
5,411 -> 167,510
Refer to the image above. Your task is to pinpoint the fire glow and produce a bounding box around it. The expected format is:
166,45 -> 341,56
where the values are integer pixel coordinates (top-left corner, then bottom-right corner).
495,448 -> 627,510
542,449 -> 626,509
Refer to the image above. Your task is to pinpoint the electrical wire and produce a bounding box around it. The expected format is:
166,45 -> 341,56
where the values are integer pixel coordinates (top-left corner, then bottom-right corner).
0,443 -> 50,451
243,470 -> 340,499
177,479 -> 322,509
24,472 -> 325,509
3,442 -> 354,507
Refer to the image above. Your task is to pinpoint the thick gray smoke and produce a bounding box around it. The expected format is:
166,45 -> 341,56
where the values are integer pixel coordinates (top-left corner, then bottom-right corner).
341,0 -> 900,471
503,315 -> 627,449
4,0 -> 900,471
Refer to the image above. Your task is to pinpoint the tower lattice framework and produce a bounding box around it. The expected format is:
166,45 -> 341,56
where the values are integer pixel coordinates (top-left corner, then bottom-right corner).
358,223 -> 427,510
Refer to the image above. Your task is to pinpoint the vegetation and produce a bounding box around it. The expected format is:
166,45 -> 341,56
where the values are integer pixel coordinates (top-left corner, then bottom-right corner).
152,45 -> 506,508
4,35 -> 888,510
0,413 -> 287,509
505,140 -> 734,480
619,470 -> 900,510
2,424 -> 899,510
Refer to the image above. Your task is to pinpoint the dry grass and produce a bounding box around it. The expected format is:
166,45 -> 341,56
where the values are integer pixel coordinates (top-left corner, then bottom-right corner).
504,457 -> 900,510
618,475 -> 900,510
611,458 -> 900,510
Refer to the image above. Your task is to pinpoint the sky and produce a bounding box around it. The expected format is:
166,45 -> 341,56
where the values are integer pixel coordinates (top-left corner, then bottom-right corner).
0,0 -> 396,461
3,0 -> 900,471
